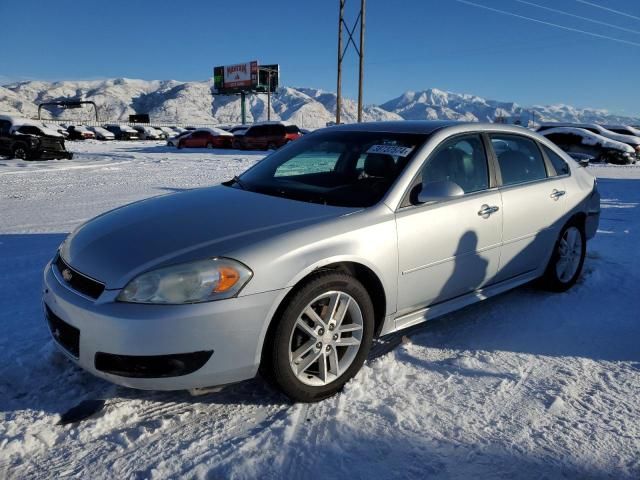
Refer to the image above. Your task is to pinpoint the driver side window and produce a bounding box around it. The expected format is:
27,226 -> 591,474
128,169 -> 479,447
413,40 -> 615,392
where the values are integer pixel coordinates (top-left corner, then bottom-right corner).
421,134 -> 489,194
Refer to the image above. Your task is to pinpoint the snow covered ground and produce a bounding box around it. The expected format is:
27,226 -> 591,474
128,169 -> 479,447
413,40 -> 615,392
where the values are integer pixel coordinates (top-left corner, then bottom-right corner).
1,141 -> 639,479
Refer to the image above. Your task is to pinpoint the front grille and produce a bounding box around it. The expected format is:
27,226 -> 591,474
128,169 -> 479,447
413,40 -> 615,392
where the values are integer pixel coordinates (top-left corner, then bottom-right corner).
54,254 -> 105,299
41,137 -> 65,151
45,305 -> 80,358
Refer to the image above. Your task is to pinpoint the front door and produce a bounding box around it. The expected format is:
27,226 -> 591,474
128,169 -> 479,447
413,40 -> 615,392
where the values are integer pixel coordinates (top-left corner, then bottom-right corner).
395,134 -> 503,316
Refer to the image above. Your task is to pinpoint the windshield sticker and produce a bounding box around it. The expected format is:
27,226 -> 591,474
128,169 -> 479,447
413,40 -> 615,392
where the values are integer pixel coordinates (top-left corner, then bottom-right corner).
366,144 -> 414,157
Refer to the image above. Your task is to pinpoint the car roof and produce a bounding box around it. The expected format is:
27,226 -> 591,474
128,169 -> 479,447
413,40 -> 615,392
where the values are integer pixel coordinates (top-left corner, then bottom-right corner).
325,120 -> 538,136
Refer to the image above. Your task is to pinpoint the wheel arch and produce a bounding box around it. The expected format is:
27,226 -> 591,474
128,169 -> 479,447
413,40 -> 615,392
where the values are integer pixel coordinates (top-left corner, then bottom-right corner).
258,260 -> 389,371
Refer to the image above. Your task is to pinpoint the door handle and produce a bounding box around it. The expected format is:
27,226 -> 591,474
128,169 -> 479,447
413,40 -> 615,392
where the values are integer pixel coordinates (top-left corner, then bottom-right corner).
478,204 -> 500,216
550,189 -> 566,199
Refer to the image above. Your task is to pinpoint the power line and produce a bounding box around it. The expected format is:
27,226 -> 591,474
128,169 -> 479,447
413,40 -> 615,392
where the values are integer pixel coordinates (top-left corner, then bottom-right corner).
516,0 -> 640,36
455,0 -> 640,47
575,0 -> 640,22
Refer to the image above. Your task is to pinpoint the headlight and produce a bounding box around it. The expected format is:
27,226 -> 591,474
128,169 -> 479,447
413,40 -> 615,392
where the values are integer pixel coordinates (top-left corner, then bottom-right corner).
117,258 -> 253,304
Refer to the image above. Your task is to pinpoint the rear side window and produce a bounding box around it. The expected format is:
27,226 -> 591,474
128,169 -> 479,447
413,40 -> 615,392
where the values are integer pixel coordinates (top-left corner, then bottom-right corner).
17,126 -> 43,136
491,134 -> 547,186
422,134 -> 489,194
0,120 -> 11,135
543,145 -> 570,176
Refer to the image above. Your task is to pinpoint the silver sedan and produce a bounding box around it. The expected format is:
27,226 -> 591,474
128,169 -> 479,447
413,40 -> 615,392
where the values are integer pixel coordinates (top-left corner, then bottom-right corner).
43,121 -> 600,402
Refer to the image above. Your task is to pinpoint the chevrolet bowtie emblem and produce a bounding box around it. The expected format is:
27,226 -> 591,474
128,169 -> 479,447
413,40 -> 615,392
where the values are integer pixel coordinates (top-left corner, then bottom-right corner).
62,268 -> 73,282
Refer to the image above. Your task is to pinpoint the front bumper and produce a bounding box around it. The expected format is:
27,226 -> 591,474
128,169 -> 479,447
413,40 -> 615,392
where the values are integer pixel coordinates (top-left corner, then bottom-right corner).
43,261 -> 288,390
40,149 -> 73,160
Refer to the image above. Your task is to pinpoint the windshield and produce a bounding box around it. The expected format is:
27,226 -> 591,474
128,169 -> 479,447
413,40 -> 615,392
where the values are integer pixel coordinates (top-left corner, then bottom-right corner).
234,130 -> 428,207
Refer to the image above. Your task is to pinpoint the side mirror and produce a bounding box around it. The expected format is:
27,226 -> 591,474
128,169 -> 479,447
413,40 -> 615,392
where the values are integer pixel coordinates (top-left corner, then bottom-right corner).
417,180 -> 465,204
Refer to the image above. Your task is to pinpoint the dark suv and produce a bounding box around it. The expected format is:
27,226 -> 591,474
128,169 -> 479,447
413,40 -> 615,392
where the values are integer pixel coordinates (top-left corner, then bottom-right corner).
0,117 -> 73,160
232,123 -> 289,150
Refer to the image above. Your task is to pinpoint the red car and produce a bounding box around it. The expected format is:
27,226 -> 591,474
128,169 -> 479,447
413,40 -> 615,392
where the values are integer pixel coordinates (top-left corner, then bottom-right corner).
285,124 -> 303,142
232,123 -> 297,150
178,128 -> 232,149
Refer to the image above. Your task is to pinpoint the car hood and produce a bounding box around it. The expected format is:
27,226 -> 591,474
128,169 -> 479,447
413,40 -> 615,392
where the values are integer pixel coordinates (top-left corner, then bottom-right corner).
61,185 -> 356,289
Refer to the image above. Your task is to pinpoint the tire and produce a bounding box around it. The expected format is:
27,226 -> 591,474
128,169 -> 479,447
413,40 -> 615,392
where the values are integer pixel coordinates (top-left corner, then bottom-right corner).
540,220 -> 586,292
263,271 -> 374,402
12,144 -> 29,160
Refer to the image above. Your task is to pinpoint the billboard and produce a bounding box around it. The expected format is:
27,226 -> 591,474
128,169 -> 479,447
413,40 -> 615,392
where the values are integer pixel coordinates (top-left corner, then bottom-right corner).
213,61 -> 279,94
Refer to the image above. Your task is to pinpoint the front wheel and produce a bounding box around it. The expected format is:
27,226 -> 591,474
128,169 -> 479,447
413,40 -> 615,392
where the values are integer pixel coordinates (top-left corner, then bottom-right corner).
12,145 -> 29,160
540,221 -> 586,292
264,272 -> 374,402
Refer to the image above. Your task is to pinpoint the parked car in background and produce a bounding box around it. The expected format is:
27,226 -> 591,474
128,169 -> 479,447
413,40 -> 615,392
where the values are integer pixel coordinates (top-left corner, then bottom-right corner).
602,125 -> 640,137
150,127 -> 167,139
87,126 -> 115,140
566,152 -> 595,165
538,122 -> 640,156
539,127 -> 636,164
0,115 -> 73,160
66,125 -> 96,140
132,125 -> 161,140
104,124 -> 139,140
156,126 -> 175,138
43,121 -> 599,402
231,123 -> 289,150
167,130 -> 192,147
285,124 -> 303,142
178,128 -> 233,149
44,123 -> 70,139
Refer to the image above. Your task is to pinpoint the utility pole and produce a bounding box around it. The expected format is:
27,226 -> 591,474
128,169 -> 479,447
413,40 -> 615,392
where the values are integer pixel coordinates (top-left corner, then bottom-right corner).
357,0 -> 365,122
267,70 -> 272,121
336,0 -> 365,124
240,91 -> 246,125
336,0 -> 344,124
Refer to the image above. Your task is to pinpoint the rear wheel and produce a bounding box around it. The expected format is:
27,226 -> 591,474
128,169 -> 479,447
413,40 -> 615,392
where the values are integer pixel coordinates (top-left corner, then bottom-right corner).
263,272 -> 374,402
540,221 -> 586,292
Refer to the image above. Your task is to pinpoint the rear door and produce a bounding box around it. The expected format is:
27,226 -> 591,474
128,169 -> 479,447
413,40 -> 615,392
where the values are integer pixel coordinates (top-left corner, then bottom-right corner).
489,133 -> 567,282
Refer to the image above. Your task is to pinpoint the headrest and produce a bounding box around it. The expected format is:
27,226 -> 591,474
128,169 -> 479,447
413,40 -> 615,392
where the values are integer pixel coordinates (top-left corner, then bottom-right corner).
364,153 -> 395,178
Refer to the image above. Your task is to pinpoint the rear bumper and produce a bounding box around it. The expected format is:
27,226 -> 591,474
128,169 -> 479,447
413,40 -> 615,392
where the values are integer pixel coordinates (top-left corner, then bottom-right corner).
585,184 -> 600,240
42,260 -> 289,390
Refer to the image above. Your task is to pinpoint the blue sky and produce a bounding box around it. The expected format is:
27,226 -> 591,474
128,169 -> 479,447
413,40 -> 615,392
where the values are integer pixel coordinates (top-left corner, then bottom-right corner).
1,0 -> 639,116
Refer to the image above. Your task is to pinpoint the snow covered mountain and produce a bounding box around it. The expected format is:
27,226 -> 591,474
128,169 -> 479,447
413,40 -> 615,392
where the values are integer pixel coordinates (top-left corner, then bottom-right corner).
1,78 -> 637,127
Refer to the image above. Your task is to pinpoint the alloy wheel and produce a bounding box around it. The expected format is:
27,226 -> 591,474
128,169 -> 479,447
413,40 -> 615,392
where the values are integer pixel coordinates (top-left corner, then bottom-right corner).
556,226 -> 583,283
288,291 -> 363,386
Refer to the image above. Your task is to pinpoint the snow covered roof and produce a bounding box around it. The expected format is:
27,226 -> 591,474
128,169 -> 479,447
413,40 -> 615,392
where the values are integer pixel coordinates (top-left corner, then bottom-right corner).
198,127 -> 233,136
4,116 -> 63,137
540,127 -> 634,153
540,122 -> 640,146
603,125 -> 640,137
